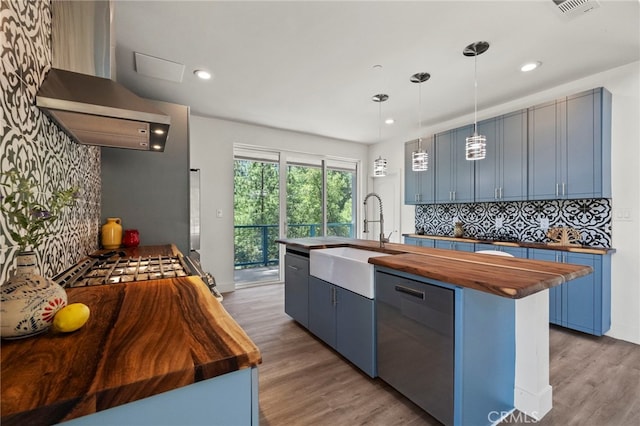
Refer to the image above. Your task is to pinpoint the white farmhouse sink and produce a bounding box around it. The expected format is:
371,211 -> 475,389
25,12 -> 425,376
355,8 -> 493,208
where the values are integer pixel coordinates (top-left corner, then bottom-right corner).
309,247 -> 389,299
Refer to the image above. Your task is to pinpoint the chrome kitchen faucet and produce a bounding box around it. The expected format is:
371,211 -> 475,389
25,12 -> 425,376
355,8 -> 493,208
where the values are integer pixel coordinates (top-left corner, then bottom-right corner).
363,192 -> 390,248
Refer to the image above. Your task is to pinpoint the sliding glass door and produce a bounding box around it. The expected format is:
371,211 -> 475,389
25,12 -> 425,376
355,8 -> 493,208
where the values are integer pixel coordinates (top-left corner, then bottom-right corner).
234,147 -> 358,286
233,153 -> 280,285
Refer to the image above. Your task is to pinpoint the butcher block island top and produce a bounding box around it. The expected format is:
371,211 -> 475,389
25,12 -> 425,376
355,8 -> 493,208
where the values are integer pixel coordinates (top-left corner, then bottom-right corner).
0,247 -> 261,425
277,237 -> 593,299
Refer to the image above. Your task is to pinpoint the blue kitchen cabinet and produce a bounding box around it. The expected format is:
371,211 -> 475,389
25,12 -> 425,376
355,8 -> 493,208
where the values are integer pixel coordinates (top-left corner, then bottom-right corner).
308,276 -> 336,345
528,88 -> 612,200
529,249 -> 562,326
435,240 -> 475,252
336,286 -> 377,377
529,248 -> 611,336
404,138 -> 435,205
475,110 -> 527,202
434,125 -> 475,203
284,251 -> 310,328
404,236 -> 435,247
475,243 -> 527,258
63,367 -> 259,426
308,276 -> 376,377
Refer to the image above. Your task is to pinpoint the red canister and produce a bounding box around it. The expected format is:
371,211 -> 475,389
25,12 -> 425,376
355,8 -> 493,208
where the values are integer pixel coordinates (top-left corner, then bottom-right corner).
122,229 -> 140,248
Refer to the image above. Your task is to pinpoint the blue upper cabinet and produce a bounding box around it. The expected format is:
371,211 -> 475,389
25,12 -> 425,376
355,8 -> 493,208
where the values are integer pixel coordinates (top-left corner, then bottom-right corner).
435,125 -> 475,203
528,88 -> 612,200
404,138 -> 435,205
475,110 -> 527,202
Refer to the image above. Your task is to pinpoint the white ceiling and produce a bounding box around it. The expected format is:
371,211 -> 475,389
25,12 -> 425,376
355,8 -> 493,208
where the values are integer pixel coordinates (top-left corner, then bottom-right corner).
113,0 -> 640,145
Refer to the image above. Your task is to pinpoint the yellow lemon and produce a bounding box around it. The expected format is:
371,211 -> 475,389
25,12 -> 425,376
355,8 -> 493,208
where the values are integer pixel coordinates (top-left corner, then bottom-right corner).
52,303 -> 90,333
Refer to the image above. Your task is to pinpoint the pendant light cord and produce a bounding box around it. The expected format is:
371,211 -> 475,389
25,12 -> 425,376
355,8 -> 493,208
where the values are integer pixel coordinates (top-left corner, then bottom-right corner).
378,100 -> 382,143
473,51 -> 478,136
418,81 -> 423,150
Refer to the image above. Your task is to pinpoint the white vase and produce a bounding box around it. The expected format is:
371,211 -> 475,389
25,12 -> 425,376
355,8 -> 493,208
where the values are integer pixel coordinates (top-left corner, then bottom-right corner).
1,251 -> 68,339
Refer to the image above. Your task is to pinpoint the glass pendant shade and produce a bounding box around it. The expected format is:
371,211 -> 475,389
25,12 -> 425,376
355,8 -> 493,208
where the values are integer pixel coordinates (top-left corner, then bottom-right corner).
463,41 -> 489,161
410,72 -> 431,172
412,148 -> 428,171
373,156 -> 387,177
465,133 -> 487,160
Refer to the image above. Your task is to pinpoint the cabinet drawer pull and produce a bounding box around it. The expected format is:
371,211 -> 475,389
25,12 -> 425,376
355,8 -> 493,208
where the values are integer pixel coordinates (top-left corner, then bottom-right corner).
394,285 -> 425,300
287,265 -> 300,271
494,188 -> 498,199
562,182 -> 566,196
556,183 -> 559,197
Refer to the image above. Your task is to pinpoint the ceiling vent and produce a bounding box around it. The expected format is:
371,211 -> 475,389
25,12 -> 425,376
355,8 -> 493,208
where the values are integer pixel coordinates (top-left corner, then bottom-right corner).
552,0 -> 600,18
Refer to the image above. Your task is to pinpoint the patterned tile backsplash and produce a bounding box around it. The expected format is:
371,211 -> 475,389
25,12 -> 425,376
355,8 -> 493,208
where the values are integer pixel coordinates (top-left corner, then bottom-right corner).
1,0 -> 101,283
415,199 -> 612,247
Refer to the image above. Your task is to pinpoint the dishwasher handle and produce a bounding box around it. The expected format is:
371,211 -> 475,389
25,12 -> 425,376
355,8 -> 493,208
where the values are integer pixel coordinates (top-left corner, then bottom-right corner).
394,285 -> 425,300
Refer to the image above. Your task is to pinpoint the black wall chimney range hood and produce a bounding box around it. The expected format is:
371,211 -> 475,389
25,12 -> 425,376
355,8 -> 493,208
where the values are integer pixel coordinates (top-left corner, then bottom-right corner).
36,0 -> 170,152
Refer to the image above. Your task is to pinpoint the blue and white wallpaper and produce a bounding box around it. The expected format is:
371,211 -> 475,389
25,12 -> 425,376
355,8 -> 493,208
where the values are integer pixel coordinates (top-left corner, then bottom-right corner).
1,0 -> 101,283
415,199 -> 612,247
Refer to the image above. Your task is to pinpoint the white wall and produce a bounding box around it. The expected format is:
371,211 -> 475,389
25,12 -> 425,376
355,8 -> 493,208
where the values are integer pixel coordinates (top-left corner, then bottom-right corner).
190,117 -> 368,292
369,61 -> 640,344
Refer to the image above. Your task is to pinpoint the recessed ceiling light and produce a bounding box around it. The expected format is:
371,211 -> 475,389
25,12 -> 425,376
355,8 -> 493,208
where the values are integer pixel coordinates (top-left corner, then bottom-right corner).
520,61 -> 542,72
153,129 -> 165,135
385,118 -> 395,125
152,144 -> 163,150
194,69 -> 212,80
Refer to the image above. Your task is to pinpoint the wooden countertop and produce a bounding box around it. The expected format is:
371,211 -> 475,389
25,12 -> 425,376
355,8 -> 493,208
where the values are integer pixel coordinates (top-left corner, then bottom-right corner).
403,233 -> 615,255
1,259 -> 261,425
368,248 -> 592,299
277,238 -> 593,299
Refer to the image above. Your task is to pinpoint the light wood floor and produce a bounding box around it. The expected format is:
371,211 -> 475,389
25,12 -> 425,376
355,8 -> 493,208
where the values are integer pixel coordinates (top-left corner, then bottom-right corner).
222,283 -> 640,426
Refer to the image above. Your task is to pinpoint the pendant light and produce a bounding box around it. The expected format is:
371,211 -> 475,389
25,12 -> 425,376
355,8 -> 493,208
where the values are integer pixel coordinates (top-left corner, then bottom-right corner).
373,156 -> 387,177
372,93 -> 389,177
410,72 -> 431,171
463,41 -> 489,161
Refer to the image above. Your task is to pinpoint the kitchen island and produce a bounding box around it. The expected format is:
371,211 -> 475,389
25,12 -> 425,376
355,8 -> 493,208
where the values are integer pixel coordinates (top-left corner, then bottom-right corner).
278,237 -> 593,425
0,246 -> 261,426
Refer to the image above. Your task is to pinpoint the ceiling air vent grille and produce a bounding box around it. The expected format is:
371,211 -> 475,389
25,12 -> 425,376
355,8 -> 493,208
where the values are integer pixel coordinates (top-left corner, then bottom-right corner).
552,0 -> 600,17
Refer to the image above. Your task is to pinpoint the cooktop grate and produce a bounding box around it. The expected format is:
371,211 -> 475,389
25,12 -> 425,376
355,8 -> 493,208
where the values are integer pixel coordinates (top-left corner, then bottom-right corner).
55,255 -> 191,288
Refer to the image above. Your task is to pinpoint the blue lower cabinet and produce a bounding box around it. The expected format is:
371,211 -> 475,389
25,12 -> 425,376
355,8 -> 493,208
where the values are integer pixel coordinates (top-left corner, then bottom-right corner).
529,248 -> 611,336
529,249 -> 562,326
435,240 -> 475,252
308,276 -> 336,346
474,243 -> 527,258
308,276 -> 376,377
404,236 -> 435,247
62,367 -> 259,426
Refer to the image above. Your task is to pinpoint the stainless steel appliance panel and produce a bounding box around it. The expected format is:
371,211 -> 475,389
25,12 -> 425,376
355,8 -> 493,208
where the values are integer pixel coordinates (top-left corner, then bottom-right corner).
376,270 -> 454,425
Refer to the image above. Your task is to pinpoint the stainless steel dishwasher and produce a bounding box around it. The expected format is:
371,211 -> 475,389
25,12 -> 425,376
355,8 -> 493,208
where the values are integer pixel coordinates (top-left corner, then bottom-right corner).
376,270 -> 454,425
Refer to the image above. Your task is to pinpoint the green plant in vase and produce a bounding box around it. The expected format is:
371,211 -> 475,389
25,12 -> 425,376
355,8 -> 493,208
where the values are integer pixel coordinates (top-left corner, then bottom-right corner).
0,168 -> 78,338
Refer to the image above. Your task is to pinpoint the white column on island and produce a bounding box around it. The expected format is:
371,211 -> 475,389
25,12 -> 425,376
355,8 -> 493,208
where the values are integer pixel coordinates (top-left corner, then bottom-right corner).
514,289 -> 553,420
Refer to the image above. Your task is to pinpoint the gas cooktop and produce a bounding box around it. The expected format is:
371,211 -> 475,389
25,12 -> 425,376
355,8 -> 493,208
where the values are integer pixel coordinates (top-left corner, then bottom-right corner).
54,254 -> 192,288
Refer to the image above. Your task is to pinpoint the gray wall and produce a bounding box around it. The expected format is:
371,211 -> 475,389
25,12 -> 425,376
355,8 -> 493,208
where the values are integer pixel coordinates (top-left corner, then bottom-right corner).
101,100 -> 190,255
